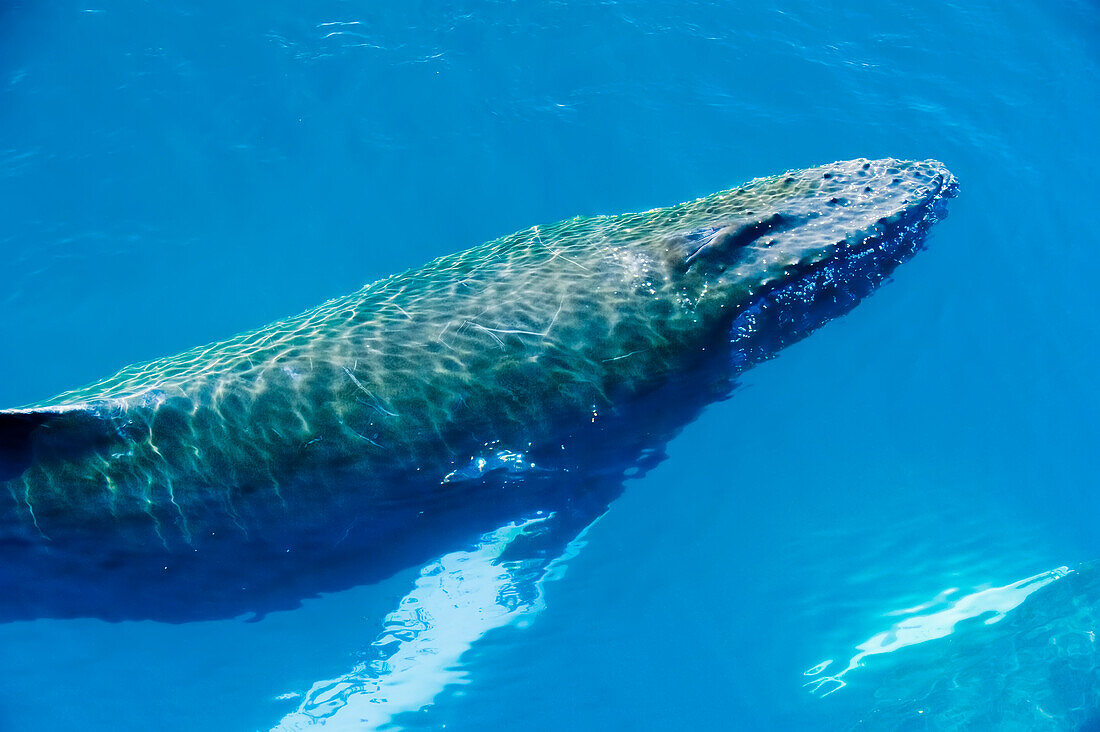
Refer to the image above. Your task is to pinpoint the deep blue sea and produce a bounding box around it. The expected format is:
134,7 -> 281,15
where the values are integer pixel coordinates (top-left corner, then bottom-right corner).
1,1 -> 1098,730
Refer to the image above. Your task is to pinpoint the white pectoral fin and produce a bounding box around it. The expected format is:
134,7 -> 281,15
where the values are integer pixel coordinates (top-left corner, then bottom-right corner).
272,509 -> 605,730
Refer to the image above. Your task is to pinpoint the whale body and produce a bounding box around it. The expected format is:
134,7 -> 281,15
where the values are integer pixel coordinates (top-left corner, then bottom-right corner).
0,158 -> 956,621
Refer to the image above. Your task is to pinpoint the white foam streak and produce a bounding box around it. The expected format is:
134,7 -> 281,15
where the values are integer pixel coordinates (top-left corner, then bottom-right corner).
804,565 -> 1072,697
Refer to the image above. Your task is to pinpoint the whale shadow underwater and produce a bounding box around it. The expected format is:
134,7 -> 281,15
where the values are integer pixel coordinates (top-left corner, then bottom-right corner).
0,158 -> 958,624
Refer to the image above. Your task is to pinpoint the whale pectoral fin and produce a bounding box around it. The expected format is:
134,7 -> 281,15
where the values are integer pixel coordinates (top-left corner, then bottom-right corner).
0,407 -> 114,482
277,490 -> 620,729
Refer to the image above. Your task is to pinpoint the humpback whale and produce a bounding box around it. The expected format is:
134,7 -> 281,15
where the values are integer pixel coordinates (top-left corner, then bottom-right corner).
0,157 -> 957,622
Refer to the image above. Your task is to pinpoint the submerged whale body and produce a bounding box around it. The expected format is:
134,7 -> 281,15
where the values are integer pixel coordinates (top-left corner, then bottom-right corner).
0,158 -> 957,622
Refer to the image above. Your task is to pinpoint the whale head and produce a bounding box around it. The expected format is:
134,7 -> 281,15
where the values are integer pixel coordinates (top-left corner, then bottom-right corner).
655,157 -> 958,368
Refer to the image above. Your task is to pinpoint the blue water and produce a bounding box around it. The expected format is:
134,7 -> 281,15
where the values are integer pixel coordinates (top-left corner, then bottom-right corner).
1,1 -> 1098,729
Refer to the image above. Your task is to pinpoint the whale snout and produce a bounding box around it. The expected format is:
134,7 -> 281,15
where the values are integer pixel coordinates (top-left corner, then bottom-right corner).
672,158 -> 957,287
780,157 -> 958,254
821,157 -> 958,224
677,157 -> 959,370
679,158 -> 956,286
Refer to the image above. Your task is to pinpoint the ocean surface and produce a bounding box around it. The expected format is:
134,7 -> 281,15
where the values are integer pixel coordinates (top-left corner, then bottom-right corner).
0,1 -> 1098,730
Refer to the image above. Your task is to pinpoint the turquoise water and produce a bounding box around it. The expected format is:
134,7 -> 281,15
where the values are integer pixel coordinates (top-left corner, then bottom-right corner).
0,1 -> 1098,729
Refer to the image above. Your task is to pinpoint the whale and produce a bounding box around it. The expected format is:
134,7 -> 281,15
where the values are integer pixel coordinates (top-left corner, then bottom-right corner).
0,157 -> 957,622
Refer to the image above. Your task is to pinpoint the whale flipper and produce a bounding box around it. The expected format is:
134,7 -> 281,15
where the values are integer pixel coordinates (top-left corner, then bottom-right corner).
276,506 -> 608,730
274,470 -> 623,730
